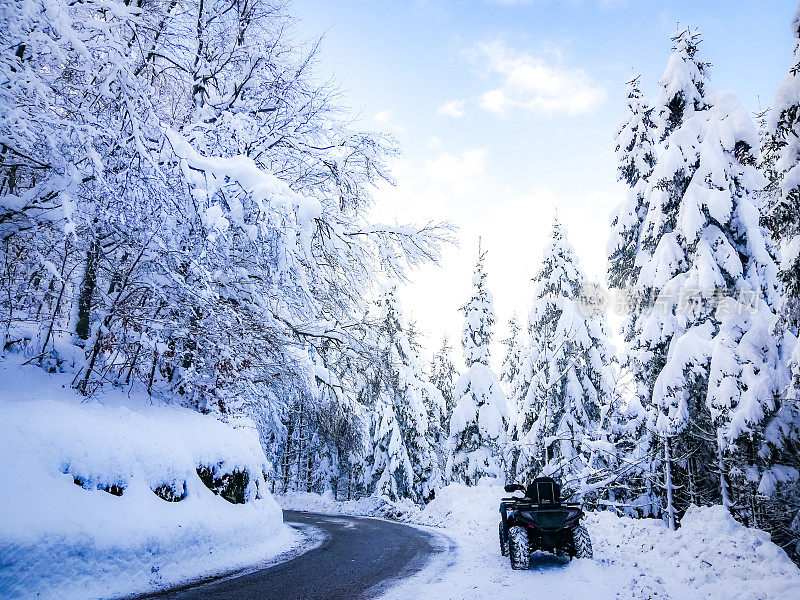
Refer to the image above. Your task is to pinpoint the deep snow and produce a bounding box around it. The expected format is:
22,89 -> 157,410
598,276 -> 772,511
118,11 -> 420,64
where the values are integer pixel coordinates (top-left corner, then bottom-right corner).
0,355 -> 301,600
279,483 -> 800,600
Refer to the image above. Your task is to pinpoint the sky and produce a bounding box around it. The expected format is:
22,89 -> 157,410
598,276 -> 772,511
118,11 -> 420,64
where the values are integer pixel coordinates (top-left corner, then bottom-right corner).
290,0 -> 797,369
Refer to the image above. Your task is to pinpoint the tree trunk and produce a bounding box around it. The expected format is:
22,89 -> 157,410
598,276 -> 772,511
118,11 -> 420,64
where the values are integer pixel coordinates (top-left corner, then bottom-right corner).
75,237 -> 100,341
664,436 -> 676,530
717,429 -> 732,509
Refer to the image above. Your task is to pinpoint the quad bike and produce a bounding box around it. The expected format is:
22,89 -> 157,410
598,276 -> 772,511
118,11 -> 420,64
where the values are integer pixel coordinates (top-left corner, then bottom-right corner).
498,477 -> 593,570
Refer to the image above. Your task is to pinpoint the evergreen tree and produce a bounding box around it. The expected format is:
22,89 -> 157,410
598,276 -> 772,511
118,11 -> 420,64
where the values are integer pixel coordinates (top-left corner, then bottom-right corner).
370,283 -> 442,502
371,400 -> 414,499
507,322 -> 538,482
606,77 -> 664,514
654,28 -> 711,141
500,315 -> 525,412
499,315 -> 526,477
628,28 -> 712,528
768,4 -> 800,390
625,27 -> 784,529
759,3 -> 800,562
514,217 -> 615,495
608,75 -> 657,290
632,28 -> 712,408
430,335 -> 458,436
650,90 -> 782,513
445,245 -> 508,485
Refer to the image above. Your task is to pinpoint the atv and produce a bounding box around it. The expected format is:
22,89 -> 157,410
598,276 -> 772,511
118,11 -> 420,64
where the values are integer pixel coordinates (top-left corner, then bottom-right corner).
498,477 -> 593,569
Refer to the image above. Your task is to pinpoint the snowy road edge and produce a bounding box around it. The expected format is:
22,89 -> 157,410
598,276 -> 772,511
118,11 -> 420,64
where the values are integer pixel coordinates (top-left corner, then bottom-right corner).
367,521 -> 458,600
126,522 -> 326,599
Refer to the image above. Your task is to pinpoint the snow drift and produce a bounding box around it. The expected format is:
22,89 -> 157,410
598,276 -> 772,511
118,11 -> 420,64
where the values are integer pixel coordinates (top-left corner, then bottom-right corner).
0,357 -> 298,600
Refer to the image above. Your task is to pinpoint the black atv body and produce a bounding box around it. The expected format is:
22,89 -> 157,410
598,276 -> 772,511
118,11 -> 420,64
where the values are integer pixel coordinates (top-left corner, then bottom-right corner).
498,477 -> 593,569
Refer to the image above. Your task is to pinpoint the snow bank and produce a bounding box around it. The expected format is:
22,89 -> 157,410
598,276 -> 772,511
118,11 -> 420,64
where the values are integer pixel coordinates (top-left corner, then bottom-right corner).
594,504 -> 800,600
0,356 -> 299,600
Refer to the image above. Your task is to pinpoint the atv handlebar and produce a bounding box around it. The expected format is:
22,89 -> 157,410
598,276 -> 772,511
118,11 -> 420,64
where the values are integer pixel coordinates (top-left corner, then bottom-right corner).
504,483 -> 525,494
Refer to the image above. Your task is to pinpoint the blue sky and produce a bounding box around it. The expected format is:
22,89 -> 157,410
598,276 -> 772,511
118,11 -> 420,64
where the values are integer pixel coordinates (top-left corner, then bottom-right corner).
291,0 -> 797,366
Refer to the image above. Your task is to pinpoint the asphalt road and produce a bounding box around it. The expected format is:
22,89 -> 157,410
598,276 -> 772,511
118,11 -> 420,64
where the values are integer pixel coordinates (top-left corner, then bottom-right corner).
137,510 -> 442,600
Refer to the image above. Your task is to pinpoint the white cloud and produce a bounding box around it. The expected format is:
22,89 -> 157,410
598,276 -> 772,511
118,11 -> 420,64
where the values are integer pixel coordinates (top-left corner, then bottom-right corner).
475,40 -> 606,116
373,110 -> 395,124
373,110 -> 405,133
437,100 -> 466,118
426,136 -> 443,148
372,149 -> 487,223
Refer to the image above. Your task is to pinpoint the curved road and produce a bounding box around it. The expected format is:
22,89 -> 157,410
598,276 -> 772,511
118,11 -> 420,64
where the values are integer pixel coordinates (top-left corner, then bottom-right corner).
139,510 -> 443,600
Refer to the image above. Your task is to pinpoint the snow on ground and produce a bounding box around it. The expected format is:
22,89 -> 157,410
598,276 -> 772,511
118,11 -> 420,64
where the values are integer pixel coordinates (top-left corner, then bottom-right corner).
279,484 -> 800,600
0,355 -> 303,600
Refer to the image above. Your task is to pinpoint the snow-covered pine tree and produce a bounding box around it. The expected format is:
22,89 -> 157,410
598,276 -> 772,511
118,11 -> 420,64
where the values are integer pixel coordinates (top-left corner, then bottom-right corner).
371,283 -> 442,502
632,28 -> 711,406
691,96 -> 782,516
500,315 -> 526,478
708,298 -> 785,511
430,335 -> 458,438
608,75 -> 657,291
768,4 -> 800,395
371,399 -> 414,499
445,245 -> 508,485
759,3 -> 800,562
655,28 -> 711,141
644,79 -> 782,523
409,320 -> 448,486
605,76 -> 665,515
513,217 -> 615,497
629,28 -> 712,527
500,315 -> 525,414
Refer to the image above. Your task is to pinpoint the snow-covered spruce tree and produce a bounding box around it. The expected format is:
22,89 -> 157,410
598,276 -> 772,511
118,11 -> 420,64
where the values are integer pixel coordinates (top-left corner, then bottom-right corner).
370,283 -> 442,502
708,299 -> 785,512
513,217 -> 615,498
371,399 -> 414,500
628,28 -> 712,527
631,28 -> 711,403
608,75 -> 657,291
645,86 -> 782,525
759,4 -> 800,562
500,315 -> 526,477
445,246 -> 508,485
500,315 -> 526,417
767,4 -> 800,404
605,76 -> 664,515
429,335 -> 458,440
409,320 -> 448,474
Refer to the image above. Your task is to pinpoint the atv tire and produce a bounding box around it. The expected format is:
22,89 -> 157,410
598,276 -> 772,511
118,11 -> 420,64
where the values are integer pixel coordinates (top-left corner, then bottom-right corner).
572,524 -> 593,559
508,525 -> 530,570
499,522 -> 509,556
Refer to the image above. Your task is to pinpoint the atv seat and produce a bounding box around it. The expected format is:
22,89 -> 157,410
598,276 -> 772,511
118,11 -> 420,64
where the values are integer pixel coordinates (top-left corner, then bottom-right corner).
526,477 -> 561,505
